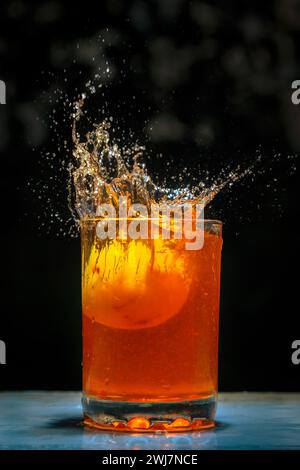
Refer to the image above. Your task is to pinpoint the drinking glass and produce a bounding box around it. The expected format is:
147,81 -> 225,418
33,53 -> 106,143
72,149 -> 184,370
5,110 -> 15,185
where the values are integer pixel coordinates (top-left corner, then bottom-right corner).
81,218 -> 222,432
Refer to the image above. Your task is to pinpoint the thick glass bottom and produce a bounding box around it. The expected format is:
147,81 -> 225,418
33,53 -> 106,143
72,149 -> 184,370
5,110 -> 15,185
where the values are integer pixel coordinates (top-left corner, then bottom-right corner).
82,394 -> 216,432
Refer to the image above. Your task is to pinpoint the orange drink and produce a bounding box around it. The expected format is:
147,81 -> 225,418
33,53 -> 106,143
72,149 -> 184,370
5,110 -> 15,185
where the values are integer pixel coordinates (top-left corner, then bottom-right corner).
81,218 -> 222,432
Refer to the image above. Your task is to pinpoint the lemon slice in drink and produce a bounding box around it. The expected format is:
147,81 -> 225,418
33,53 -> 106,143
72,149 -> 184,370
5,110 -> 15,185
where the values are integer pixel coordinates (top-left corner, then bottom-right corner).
82,238 -> 190,329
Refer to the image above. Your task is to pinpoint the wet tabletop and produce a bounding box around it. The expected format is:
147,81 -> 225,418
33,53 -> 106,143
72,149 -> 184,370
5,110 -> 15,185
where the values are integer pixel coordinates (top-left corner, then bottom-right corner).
0,392 -> 299,450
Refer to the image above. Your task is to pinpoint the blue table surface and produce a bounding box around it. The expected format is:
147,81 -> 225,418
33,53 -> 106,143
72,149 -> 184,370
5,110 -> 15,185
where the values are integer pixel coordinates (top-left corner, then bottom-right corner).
0,392 -> 299,450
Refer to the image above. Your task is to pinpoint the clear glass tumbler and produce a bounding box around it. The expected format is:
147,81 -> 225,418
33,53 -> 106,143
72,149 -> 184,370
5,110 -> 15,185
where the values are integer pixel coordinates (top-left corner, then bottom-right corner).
81,218 -> 222,432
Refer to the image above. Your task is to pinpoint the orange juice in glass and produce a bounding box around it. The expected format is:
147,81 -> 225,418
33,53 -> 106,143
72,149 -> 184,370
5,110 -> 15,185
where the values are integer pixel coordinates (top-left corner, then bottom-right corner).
81,216 -> 222,432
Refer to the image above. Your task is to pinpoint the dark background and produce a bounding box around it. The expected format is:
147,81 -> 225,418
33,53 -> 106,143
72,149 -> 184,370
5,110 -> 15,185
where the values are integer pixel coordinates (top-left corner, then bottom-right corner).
0,0 -> 299,391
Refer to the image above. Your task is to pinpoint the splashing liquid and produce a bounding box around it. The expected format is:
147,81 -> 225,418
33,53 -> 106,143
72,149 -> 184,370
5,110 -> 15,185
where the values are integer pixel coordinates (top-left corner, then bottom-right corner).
73,97 -> 261,431
70,96 -> 255,220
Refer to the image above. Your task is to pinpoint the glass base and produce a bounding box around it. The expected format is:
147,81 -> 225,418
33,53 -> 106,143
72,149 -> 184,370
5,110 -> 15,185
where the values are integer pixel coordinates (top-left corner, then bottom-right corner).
82,394 -> 216,432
